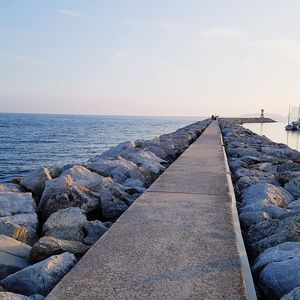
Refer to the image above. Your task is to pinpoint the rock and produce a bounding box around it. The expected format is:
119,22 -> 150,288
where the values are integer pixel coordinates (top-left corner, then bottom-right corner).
30,236 -> 90,263
246,215 -> 300,257
228,158 -> 248,172
276,171 -> 300,185
259,255 -> 300,298
43,207 -> 88,242
240,156 -> 262,165
0,235 -> 31,280
60,165 -> 112,191
261,146 -> 300,161
236,173 -> 277,191
239,211 -> 269,229
285,177 -> 300,198
0,292 -> 44,299
108,183 -> 140,206
252,242 -> 300,276
250,162 -> 278,174
0,213 -> 38,245
85,156 -> 152,186
83,220 -> 107,245
99,187 -> 128,220
0,192 -> 38,244
0,183 -> 24,193
0,192 -> 36,217
281,287 -> 300,300
1,252 -> 77,296
278,161 -> 300,172
21,167 -> 52,198
48,165 -> 62,179
38,176 -> 101,221
99,141 -> 136,158
241,183 -> 294,208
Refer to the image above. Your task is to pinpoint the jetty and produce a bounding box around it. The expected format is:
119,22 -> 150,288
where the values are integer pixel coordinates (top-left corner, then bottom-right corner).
47,121 -> 256,300
221,117 -> 276,124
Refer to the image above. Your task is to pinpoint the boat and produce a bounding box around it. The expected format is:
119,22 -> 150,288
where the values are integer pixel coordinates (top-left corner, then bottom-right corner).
285,104 -> 300,131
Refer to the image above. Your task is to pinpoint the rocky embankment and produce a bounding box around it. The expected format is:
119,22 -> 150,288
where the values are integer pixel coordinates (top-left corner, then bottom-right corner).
220,120 -> 300,300
0,119 -> 211,299
221,117 -> 276,124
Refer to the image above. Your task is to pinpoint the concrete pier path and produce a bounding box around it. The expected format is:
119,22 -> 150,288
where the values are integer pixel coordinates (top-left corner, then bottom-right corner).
47,121 -> 256,300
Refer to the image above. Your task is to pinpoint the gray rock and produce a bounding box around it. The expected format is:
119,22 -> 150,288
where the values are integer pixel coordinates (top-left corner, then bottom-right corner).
0,235 -> 31,280
0,213 -> 38,245
0,192 -> 36,217
0,292 -> 44,299
252,242 -> 300,275
99,141 -> 136,158
278,161 -> 300,172
43,207 -> 88,242
1,252 -> 77,296
246,215 -> 300,256
285,177 -> 300,198
277,171 -> 300,185
242,183 -> 294,208
99,187 -> 128,219
281,287 -> 300,300
38,176 -> 101,221
21,167 -> 52,197
83,220 -> 107,245
259,255 -> 300,298
0,184 -> 24,193
60,165 -> 112,191
237,173 -> 277,191
30,236 -> 90,262
48,164 -> 62,179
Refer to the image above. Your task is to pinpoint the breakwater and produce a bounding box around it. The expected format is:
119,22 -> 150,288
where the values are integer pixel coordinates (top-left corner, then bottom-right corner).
220,120 -> 300,299
0,119 -> 211,299
222,118 -> 276,124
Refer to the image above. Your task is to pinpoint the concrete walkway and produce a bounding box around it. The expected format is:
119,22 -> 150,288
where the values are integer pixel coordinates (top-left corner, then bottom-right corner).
47,121 -> 255,300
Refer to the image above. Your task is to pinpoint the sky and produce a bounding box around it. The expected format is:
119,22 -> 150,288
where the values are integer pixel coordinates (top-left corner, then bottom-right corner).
0,0 -> 300,117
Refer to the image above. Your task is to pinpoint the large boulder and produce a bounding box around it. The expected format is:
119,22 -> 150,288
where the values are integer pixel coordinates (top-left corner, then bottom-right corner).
99,187 -> 128,220
0,213 -> 38,245
0,292 -> 44,299
43,207 -> 88,242
60,165 -> 112,191
21,167 -> 52,198
281,287 -> 300,300
259,255 -> 300,298
0,193 -> 38,244
0,192 -> 36,217
252,242 -> 300,276
0,183 -> 24,193
83,220 -> 107,245
0,235 -> 31,280
85,156 -> 153,186
285,177 -> 300,198
37,175 -> 101,221
1,252 -> 77,296
30,236 -> 90,263
245,215 -> 300,257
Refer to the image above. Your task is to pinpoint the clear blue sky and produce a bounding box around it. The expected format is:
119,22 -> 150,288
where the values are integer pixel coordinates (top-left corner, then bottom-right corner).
1,1 -> 299,116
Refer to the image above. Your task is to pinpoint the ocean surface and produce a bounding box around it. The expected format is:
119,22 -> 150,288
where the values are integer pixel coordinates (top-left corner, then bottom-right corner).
244,122 -> 300,152
0,113 -> 204,183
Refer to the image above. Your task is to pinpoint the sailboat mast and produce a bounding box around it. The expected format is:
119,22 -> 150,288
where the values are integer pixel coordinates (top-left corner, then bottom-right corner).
298,103 -> 300,121
288,104 -> 291,125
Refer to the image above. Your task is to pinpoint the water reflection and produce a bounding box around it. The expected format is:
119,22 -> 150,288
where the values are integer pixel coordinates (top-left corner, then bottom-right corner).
243,122 -> 300,151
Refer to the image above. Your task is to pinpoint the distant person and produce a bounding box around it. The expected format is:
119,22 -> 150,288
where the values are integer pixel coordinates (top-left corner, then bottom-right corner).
211,115 -> 215,120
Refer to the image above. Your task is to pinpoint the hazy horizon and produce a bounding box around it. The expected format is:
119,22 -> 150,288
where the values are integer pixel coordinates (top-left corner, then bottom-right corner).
1,1 -> 300,116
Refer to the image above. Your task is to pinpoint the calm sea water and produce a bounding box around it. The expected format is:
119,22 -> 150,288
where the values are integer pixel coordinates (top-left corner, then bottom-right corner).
244,122 -> 300,152
0,113 -> 204,182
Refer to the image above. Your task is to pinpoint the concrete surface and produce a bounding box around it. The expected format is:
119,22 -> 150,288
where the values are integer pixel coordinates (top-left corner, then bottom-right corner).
47,121 -> 254,300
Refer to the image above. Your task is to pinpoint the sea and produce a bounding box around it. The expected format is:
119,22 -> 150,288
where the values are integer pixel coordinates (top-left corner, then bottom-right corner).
244,122 -> 300,152
0,113 -> 204,183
